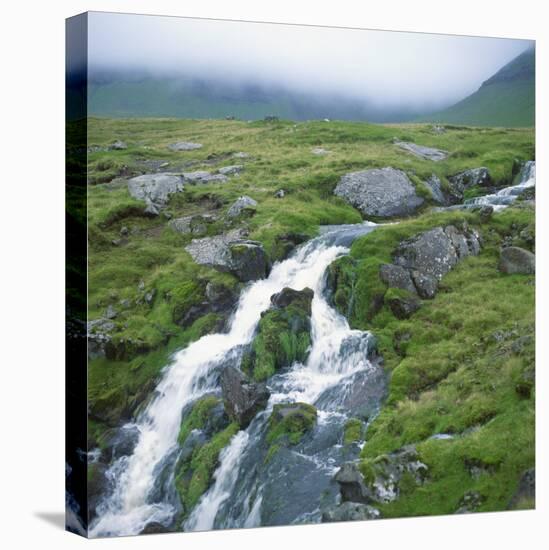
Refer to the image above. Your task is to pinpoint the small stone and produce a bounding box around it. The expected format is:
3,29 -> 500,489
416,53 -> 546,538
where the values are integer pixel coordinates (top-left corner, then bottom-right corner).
218,165 -> 244,176
110,140 -> 127,150
120,226 -> 129,236
105,305 -> 117,319
275,189 -> 285,199
227,196 -> 258,218
479,205 -> 494,223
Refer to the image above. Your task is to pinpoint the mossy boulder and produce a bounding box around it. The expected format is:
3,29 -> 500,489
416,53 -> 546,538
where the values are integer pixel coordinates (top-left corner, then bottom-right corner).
343,418 -> 365,445
266,402 -> 317,447
245,287 -> 314,381
174,397 -> 239,515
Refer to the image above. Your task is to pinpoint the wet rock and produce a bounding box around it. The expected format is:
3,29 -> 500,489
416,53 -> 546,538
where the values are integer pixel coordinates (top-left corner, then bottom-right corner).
379,263 -> 416,294
508,469 -> 535,509
168,141 -> 203,151
218,164 -> 244,176
322,501 -> 381,523
128,173 -> 184,212
140,522 -> 170,535
88,462 -> 109,520
103,424 -> 140,462
274,231 -> 308,259
270,287 -> 314,314
447,167 -> 492,201
498,246 -> 535,275
267,402 -> 318,446
229,241 -> 270,282
335,462 -> 374,504
220,366 -> 270,428
334,167 -> 424,218
227,196 -> 257,218
387,293 -> 421,319
394,140 -> 448,162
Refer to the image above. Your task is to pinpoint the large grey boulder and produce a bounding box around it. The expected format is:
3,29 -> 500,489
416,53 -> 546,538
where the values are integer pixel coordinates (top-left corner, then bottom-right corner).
168,141 -> 203,151
220,366 -> 270,428
394,227 -> 459,280
185,231 -> 269,282
334,167 -> 424,218
383,225 -> 481,300
394,140 -> 448,162
498,246 -> 535,274
127,173 -> 184,212
227,196 -> 257,218
322,502 -> 381,523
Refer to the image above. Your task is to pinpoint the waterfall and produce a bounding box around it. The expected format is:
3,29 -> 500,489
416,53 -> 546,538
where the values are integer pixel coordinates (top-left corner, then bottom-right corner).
90,221 -> 379,538
464,160 -> 535,210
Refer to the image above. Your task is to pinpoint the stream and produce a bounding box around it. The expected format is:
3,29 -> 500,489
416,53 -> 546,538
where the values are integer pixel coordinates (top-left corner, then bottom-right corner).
90,221 -> 386,537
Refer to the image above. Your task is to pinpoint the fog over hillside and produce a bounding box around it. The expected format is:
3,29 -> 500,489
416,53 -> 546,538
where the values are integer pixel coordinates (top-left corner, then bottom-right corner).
87,12 -> 533,120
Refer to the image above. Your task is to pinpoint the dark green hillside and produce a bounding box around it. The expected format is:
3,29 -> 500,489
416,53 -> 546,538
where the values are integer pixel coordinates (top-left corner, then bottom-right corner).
424,49 -> 535,127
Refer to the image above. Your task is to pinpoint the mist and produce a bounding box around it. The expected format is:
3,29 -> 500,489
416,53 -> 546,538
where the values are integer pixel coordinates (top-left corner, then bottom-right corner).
87,11 -> 533,115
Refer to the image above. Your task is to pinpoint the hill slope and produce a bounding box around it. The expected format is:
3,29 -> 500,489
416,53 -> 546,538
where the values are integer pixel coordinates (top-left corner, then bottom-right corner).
424,49 -> 535,127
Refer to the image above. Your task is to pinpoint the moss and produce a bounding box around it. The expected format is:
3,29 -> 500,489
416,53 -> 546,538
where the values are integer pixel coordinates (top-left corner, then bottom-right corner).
178,395 -> 222,445
350,207 -> 535,517
343,418 -> 364,445
249,303 -> 312,381
175,422 -> 239,512
266,403 -> 317,447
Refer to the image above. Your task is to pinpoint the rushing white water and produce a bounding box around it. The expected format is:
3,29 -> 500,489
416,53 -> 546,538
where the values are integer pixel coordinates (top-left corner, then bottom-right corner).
90,222 -> 377,537
185,431 -> 250,531
186,226 -> 380,531
464,160 -> 535,210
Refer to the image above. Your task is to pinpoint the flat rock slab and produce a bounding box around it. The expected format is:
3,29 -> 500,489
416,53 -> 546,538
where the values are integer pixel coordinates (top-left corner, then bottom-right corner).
395,140 -> 448,162
334,167 -> 424,218
127,173 -> 184,207
181,170 -> 229,184
168,141 -> 203,151
227,196 -> 257,218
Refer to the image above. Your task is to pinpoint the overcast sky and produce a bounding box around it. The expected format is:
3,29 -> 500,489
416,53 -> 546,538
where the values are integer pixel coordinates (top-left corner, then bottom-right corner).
88,12 -> 533,111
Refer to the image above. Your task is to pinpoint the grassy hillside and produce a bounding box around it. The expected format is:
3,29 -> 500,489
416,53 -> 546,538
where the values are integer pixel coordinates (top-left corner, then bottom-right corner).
423,49 -> 534,127
86,117 -> 534,516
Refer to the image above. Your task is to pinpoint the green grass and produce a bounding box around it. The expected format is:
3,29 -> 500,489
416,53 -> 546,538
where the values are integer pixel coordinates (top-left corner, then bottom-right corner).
331,206 -> 536,516
424,49 -> 534,128
86,117 -> 535,519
